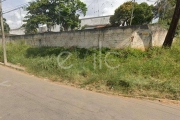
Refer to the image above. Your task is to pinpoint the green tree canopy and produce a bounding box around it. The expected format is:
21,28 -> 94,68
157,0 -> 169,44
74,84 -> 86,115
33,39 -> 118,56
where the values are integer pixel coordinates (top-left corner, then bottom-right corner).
110,1 -> 154,26
0,18 -> 10,33
155,0 -> 180,36
132,2 -> 154,25
154,0 -> 176,20
154,0 -> 177,28
23,0 -> 87,34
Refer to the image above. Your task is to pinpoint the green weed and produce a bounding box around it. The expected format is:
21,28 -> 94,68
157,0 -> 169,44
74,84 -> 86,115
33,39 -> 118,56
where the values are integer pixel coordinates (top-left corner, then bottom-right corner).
0,40 -> 180,100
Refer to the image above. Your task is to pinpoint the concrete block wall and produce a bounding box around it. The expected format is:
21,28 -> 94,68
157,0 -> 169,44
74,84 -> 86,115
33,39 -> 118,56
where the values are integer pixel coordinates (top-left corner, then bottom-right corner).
2,24 -> 167,50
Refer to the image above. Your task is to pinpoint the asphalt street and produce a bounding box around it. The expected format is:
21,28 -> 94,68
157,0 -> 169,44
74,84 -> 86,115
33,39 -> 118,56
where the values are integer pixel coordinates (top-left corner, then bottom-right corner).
0,65 -> 180,120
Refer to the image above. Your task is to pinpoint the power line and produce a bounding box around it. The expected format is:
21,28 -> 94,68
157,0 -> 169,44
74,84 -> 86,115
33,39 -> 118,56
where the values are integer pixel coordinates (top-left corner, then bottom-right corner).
3,4 -> 28,14
3,2 -> 28,12
2,0 -> 36,14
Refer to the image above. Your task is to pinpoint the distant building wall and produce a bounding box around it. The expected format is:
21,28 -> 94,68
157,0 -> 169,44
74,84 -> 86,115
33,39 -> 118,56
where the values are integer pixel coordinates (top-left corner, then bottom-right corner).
9,28 -> 25,35
4,25 -> 167,50
9,25 -> 61,35
80,15 -> 111,27
39,25 -> 61,32
9,16 -> 112,34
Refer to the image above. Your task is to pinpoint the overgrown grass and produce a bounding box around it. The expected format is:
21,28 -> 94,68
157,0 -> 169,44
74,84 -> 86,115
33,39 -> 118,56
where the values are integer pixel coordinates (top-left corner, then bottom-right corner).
1,40 -> 180,100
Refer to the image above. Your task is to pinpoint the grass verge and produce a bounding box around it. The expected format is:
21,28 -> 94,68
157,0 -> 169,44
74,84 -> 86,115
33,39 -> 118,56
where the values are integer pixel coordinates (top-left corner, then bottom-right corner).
0,40 -> 180,100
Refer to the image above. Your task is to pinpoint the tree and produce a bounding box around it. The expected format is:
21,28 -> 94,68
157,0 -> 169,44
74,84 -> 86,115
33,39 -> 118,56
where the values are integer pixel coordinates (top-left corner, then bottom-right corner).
57,0 -> 87,31
132,3 -> 154,25
23,15 -> 39,34
110,1 -> 154,26
23,0 -> 87,34
154,0 -> 176,21
110,1 -> 136,26
163,0 -> 180,47
0,18 -> 10,33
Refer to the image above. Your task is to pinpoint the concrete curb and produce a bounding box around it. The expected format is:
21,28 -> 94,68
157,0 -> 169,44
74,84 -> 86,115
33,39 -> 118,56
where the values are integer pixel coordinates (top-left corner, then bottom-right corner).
93,89 -> 180,105
0,62 -> 25,71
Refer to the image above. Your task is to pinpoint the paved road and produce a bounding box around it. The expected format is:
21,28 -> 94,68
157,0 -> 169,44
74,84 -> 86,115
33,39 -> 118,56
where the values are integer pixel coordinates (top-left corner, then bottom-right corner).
0,66 -> 180,120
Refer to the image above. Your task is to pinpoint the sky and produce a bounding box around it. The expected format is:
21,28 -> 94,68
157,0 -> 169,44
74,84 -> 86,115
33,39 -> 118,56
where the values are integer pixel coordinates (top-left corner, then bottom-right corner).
2,0 -> 154,29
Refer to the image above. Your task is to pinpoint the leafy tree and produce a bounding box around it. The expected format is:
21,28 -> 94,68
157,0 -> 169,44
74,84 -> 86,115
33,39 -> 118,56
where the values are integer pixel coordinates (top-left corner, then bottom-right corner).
110,1 -> 136,26
0,18 -> 10,33
57,0 -> 87,31
154,0 -> 176,21
155,0 -> 180,37
23,15 -> 39,34
23,0 -> 87,34
132,3 -> 154,25
153,0 -> 180,47
154,0 -> 179,30
163,0 -> 180,47
110,1 -> 154,26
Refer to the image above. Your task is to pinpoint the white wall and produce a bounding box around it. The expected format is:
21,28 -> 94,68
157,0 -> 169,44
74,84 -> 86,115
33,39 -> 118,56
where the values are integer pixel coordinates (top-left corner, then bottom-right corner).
6,25 -> 167,50
10,28 -> 25,35
80,15 -> 111,27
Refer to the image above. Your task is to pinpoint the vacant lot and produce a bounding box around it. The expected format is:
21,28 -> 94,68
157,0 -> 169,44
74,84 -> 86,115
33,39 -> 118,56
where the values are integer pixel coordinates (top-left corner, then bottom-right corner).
1,39 -> 180,100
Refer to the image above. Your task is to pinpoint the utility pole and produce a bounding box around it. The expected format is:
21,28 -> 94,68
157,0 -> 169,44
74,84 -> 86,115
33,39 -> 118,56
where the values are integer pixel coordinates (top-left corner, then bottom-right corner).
0,0 -> 7,65
163,0 -> 180,47
130,0 -> 135,26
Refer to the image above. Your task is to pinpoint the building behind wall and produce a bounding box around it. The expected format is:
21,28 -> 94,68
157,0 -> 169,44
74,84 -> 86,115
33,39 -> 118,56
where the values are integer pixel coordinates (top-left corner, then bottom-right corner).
9,15 -> 112,35
80,15 -> 112,29
50,15 -> 113,31
10,27 -> 25,35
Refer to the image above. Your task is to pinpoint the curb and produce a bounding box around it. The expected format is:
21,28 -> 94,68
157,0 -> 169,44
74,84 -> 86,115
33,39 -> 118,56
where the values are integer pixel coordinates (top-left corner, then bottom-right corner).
93,90 -> 180,105
0,62 -> 25,71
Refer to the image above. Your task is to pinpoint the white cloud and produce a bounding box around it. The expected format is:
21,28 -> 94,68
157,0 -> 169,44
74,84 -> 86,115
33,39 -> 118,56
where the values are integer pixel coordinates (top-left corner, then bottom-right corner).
6,20 -> 13,24
15,12 -> 21,19
3,9 -> 25,29
7,19 -> 21,29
